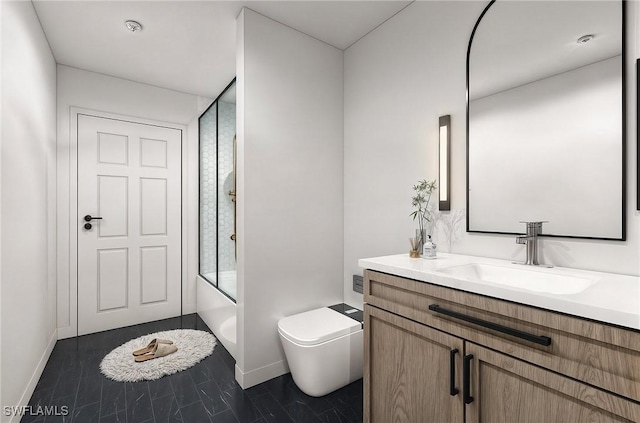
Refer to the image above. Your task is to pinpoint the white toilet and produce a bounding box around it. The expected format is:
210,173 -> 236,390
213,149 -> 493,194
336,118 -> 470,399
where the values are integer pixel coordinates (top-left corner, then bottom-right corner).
278,304 -> 364,397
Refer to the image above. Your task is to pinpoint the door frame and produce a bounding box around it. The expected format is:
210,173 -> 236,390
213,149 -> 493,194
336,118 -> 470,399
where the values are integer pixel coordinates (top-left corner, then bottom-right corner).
62,107 -> 187,338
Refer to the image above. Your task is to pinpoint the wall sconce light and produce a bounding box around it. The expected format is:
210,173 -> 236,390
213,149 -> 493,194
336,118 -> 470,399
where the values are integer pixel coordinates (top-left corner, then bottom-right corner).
439,115 -> 451,211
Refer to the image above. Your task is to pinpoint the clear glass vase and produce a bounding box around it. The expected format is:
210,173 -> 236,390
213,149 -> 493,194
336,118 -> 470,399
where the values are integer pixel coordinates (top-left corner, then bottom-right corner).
415,229 -> 428,253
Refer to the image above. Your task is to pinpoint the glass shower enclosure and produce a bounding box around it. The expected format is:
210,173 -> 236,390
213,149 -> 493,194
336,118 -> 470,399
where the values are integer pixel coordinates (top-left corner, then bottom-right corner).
199,79 -> 237,301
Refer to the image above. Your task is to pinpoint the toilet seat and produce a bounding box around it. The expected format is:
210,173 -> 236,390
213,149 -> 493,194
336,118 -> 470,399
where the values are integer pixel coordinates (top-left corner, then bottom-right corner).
278,307 -> 361,346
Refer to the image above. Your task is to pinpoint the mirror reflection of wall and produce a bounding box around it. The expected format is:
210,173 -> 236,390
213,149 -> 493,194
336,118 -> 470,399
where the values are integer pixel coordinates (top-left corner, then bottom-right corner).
199,79 -> 237,301
467,1 -> 624,240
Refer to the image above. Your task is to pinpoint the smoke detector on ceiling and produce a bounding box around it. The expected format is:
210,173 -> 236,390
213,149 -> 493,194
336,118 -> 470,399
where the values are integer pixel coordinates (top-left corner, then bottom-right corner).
125,20 -> 143,33
576,34 -> 594,44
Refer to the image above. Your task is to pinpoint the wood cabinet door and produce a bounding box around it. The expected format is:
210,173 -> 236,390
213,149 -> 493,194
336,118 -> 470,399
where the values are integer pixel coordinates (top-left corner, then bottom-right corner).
364,305 -> 464,423
465,343 -> 640,423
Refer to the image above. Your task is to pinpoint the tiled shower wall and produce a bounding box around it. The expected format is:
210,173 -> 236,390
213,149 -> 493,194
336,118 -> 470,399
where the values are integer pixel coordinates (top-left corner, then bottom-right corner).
199,104 -> 216,276
218,101 -> 236,273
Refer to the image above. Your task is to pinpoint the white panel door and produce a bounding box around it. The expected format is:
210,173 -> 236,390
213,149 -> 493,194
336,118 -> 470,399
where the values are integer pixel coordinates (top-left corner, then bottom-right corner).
77,114 -> 181,335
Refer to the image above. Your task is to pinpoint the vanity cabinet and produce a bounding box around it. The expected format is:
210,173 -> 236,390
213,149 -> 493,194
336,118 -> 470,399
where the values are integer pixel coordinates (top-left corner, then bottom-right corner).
366,305 -> 463,423
363,270 -> 640,423
465,343 -> 637,423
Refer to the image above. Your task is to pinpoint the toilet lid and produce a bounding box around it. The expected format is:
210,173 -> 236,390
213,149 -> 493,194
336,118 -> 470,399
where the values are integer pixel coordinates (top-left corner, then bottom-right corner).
278,307 -> 361,346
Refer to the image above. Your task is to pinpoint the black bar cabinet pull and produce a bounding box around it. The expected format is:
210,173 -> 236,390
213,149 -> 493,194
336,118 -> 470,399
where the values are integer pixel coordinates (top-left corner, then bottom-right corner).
463,354 -> 474,404
449,349 -> 459,396
428,304 -> 552,346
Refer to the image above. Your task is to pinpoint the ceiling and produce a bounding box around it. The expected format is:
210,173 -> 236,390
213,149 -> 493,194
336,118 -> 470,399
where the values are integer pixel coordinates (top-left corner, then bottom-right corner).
33,0 -> 412,99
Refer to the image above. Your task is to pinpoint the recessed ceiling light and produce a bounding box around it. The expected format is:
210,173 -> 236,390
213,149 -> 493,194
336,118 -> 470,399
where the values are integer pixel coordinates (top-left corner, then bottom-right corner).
125,20 -> 142,33
577,34 -> 594,44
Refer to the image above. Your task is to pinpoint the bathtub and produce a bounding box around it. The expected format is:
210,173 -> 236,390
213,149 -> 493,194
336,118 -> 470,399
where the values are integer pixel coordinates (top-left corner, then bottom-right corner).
197,274 -> 237,359
202,271 -> 237,300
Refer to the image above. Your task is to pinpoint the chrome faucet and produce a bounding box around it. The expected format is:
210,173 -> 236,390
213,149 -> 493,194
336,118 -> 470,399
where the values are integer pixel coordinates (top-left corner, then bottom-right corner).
515,221 -> 551,267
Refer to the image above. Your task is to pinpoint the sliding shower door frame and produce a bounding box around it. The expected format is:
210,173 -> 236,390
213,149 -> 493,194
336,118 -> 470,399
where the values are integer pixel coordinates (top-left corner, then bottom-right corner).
198,77 -> 237,303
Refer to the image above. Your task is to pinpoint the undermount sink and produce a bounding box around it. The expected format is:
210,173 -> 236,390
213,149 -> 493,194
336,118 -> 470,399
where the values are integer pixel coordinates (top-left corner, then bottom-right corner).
437,263 -> 596,295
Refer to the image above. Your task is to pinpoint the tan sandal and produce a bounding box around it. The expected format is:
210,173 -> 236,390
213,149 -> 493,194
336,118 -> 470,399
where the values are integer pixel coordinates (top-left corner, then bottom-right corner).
134,343 -> 178,362
132,338 -> 173,356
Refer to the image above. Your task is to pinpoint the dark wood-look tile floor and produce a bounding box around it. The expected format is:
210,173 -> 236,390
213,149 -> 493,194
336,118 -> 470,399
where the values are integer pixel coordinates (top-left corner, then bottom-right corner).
23,314 -> 363,423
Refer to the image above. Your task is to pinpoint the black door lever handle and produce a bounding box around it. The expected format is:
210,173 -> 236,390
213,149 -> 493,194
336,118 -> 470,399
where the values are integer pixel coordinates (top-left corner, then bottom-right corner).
84,215 -> 103,222
463,354 -> 474,404
450,349 -> 459,396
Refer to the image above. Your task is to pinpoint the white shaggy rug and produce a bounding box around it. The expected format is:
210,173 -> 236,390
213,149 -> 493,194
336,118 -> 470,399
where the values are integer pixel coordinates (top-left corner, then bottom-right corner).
100,329 -> 217,382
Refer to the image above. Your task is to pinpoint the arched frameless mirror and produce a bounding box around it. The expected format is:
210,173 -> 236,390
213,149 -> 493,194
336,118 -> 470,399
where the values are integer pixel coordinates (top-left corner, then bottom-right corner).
466,0 -> 626,240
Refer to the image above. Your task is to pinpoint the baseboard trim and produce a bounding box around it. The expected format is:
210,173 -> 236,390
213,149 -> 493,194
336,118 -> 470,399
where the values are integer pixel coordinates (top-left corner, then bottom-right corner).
182,303 -> 197,315
56,326 -> 76,340
10,330 -> 57,423
234,360 -> 290,389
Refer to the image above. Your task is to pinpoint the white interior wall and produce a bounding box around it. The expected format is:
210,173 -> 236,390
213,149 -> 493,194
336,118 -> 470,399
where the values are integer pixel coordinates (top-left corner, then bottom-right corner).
236,8 -> 344,388
1,1 -> 57,418
56,65 -> 209,338
635,0 -> 640,214
343,0 -> 640,308
186,115 -> 200,320
0,0 -> 3,405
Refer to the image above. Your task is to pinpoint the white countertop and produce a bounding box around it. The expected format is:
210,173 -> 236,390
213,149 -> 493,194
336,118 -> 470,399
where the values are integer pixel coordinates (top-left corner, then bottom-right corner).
359,253 -> 640,331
